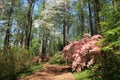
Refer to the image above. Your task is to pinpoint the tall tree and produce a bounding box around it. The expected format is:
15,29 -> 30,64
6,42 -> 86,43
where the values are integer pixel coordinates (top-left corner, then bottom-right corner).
112,0 -> 117,23
93,0 -> 101,34
0,0 -> 2,15
112,0 -> 117,12
39,0 -> 72,55
80,0 -> 85,36
88,0 -> 94,36
39,0 -> 46,55
3,0 -> 14,54
63,0 -> 69,47
57,0 -> 71,47
22,0 -> 35,49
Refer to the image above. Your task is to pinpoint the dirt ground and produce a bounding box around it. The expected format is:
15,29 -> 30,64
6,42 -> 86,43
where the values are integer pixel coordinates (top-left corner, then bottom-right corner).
19,64 -> 75,80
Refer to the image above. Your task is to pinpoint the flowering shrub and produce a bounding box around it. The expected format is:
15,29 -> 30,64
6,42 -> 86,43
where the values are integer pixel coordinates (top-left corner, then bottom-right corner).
62,34 -> 102,72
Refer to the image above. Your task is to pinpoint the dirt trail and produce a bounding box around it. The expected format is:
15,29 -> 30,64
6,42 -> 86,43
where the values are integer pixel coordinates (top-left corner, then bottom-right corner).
19,64 -> 75,80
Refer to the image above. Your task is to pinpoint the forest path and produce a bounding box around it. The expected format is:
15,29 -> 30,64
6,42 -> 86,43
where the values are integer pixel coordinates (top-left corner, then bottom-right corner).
19,63 -> 75,80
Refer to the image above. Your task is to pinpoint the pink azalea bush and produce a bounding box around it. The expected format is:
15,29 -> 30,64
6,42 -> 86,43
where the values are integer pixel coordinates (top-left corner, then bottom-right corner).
62,34 -> 102,72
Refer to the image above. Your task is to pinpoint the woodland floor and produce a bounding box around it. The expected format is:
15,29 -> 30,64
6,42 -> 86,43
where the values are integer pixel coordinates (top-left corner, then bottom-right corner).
19,63 -> 75,80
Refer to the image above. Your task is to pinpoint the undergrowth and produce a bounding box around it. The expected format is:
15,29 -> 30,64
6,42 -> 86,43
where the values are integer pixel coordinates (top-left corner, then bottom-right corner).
17,64 -> 43,79
48,53 -> 65,65
73,69 -> 92,80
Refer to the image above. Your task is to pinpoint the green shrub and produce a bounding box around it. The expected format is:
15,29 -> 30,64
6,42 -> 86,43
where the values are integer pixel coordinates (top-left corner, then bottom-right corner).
89,49 -> 120,80
9,47 -> 33,73
73,69 -> 92,80
0,47 -> 33,80
17,64 -> 43,79
48,53 -> 65,65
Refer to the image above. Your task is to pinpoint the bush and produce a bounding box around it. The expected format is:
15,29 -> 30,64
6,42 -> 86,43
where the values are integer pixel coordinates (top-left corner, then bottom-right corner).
90,49 -> 120,80
0,47 -> 32,80
73,69 -> 92,80
48,53 -> 65,65
91,25 -> 120,80
17,64 -> 43,79
62,34 -> 103,72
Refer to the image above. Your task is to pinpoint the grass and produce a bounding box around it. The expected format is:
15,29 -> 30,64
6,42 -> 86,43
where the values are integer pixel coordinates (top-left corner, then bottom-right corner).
17,64 -> 43,79
73,69 -> 92,80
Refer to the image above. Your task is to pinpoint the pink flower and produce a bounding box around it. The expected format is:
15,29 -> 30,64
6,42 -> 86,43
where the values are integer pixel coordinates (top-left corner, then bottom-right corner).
89,47 -> 100,54
62,34 -> 102,72
91,35 -> 103,41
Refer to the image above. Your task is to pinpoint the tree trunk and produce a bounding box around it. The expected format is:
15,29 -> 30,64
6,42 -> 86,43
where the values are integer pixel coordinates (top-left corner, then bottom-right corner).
4,1 -> 13,54
63,1 -> 68,47
0,0 -> 2,15
26,1 -> 34,49
63,20 -> 68,47
112,0 -> 117,22
93,0 -> 101,34
112,0 -> 117,12
80,0 -> 85,36
22,1 -> 34,49
39,27 -> 45,55
88,0 -> 94,36
39,0 -> 46,55
22,30 -> 27,49
49,36 -> 54,56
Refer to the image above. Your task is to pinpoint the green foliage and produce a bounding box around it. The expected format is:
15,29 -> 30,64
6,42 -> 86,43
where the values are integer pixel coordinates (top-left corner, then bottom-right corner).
30,38 -> 40,55
48,53 -> 65,65
92,29 -> 120,79
17,64 -> 43,79
90,51 -> 120,80
0,47 -> 32,80
9,47 -> 33,72
0,55 -> 15,80
73,69 -> 92,80
92,34 -> 120,79
103,27 -> 120,42
90,1 -> 120,80
89,64 -> 102,80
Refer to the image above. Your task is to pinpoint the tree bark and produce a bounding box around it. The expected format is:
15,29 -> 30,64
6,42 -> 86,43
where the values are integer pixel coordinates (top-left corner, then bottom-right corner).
93,0 -> 101,34
22,0 -> 34,49
39,27 -> 45,55
80,0 -> 85,36
88,0 -> 94,36
112,0 -> 117,12
112,0 -> 117,22
63,1 -> 68,47
0,0 -> 2,15
63,19 -> 68,47
39,0 -> 46,55
26,1 -> 33,49
4,1 -> 13,54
